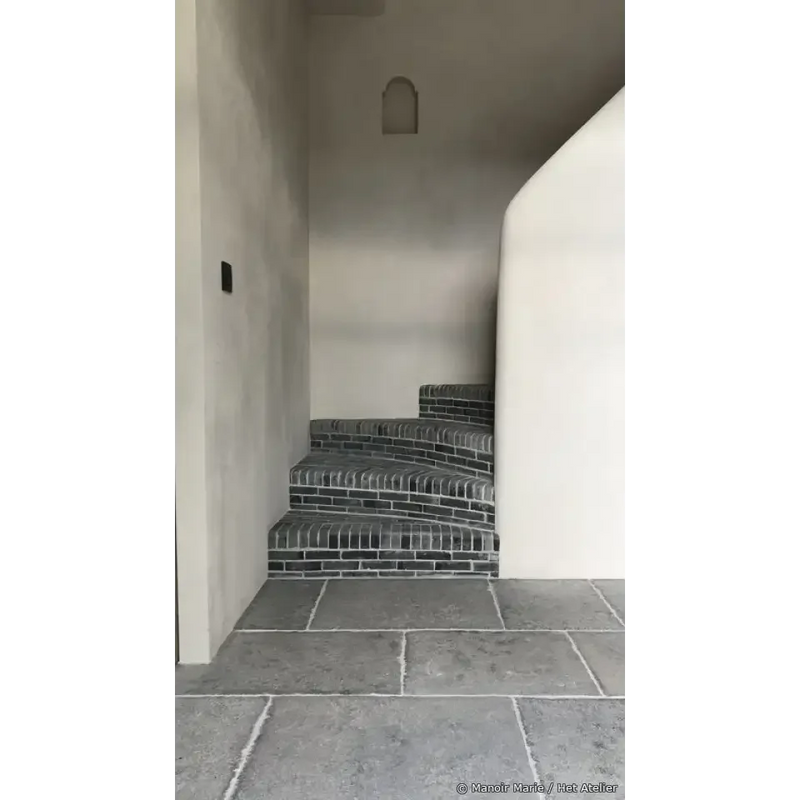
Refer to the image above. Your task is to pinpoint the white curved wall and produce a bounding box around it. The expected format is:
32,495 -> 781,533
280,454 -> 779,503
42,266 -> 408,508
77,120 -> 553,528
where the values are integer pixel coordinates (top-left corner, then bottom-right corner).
496,89 -> 624,579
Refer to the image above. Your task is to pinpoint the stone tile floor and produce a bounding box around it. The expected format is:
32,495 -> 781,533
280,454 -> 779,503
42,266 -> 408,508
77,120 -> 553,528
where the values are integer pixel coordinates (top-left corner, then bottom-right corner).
176,579 -> 625,799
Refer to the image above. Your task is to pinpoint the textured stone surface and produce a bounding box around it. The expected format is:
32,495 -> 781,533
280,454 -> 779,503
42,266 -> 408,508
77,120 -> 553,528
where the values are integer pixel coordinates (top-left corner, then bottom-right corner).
176,631 -> 402,695
593,579 -> 625,622
570,633 -> 625,696
310,578 -> 503,629
404,631 -> 601,695
235,696 -> 533,800
493,580 -> 623,630
517,699 -> 625,798
175,696 -> 267,800
235,579 -> 324,630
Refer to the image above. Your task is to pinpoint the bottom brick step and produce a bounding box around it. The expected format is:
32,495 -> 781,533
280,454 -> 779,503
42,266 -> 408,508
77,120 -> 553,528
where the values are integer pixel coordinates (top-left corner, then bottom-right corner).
268,510 -> 498,578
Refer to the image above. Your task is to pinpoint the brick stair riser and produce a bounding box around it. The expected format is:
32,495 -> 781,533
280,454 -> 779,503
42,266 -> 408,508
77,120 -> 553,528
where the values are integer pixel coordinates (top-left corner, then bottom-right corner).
289,486 -> 494,528
418,385 -> 495,426
267,553 -> 498,578
269,572 -> 496,578
310,436 -> 493,478
418,399 -> 494,426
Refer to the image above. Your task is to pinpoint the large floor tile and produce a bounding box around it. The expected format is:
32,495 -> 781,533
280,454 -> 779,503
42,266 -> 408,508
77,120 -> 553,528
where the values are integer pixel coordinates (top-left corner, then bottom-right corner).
517,699 -> 625,798
592,579 -> 625,622
235,579 -> 324,630
175,696 -> 267,800
175,632 -> 401,695
493,580 -> 623,630
311,578 -> 502,630
571,633 -> 625,696
236,696 -> 535,799
405,631 -> 600,695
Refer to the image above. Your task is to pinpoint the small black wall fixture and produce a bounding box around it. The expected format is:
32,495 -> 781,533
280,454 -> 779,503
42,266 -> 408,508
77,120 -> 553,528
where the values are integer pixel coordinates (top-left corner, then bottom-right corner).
382,76 -> 418,135
221,261 -> 233,293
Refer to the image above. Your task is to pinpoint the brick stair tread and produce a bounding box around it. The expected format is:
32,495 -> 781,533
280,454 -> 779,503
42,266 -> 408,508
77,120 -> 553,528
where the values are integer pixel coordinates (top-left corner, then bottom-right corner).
290,453 -> 494,502
269,509 -> 498,555
272,509 -> 489,535
310,417 -> 493,453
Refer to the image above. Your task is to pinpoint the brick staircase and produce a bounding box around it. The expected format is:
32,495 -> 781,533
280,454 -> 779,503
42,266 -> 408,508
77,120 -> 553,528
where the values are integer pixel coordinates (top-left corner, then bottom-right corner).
267,384 -> 497,577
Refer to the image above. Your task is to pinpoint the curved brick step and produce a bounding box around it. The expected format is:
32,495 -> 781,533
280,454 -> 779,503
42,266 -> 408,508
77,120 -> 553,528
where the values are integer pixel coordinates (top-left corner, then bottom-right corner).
289,453 -> 494,528
310,418 -> 493,478
268,510 -> 498,579
419,383 -> 494,426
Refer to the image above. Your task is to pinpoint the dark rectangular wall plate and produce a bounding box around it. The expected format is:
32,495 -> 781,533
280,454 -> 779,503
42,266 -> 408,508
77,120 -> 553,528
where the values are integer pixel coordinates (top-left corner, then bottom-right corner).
221,261 -> 233,293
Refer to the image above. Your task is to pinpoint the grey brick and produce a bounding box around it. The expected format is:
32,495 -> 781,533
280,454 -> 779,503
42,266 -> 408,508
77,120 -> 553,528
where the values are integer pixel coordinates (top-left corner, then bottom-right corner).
454,509 -> 487,523
379,490 -> 409,501
434,561 -> 473,572
304,550 -> 341,560
270,551 -> 304,561
410,493 -> 437,504
423,506 -> 455,519
393,501 -> 423,513
331,497 -> 364,508
440,497 -> 470,510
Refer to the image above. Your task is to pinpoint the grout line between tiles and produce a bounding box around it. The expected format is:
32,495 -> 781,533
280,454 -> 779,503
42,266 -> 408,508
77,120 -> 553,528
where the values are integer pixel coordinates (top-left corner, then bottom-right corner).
400,631 -> 407,695
563,631 -> 605,697
221,696 -> 273,800
304,579 -> 328,630
511,697 -> 547,800
588,579 -> 625,628
234,627 -> 623,633
266,576 -> 495,580
177,693 -> 625,699
487,580 -> 506,629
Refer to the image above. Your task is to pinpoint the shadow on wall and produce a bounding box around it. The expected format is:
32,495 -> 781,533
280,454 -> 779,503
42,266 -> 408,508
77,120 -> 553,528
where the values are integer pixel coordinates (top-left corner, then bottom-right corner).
485,292 -> 498,390
199,0 -> 308,225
